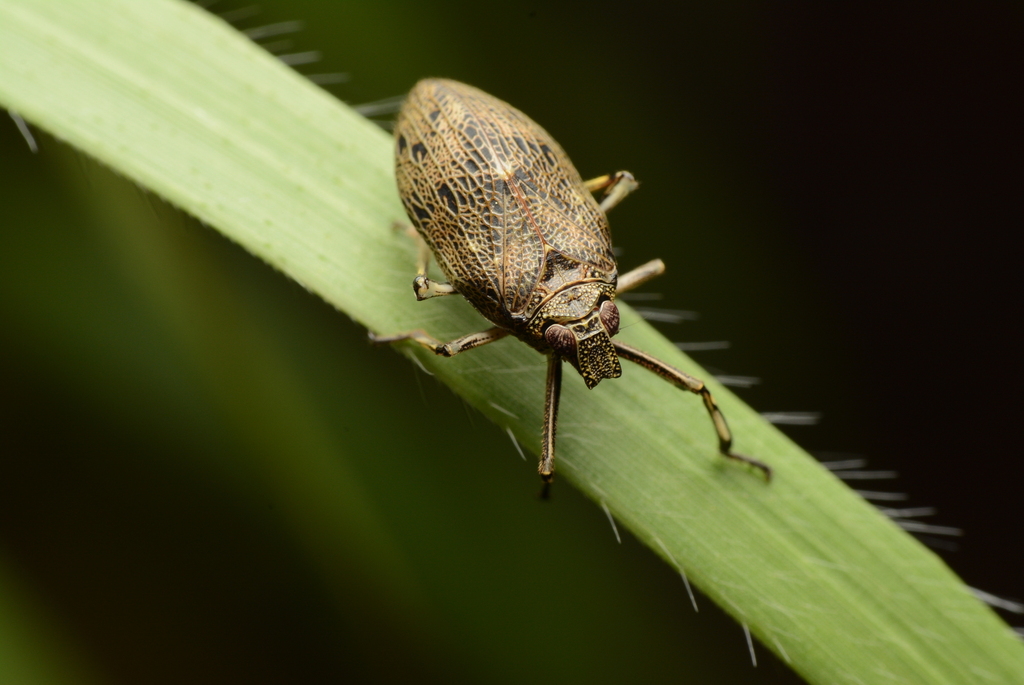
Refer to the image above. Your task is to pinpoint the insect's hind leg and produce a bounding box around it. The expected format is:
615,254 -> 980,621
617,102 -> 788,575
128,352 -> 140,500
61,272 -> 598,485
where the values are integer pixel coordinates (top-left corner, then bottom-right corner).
370,326 -> 508,358
583,171 -> 639,213
393,220 -> 458,300
611,340 -> 772,481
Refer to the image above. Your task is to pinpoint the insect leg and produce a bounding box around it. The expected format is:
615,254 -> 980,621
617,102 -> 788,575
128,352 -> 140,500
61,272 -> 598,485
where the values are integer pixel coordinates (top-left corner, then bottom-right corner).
538,354 -> 563,498
370,326 -> 508,357
612,341 -> 772,481
616,258 -> 666,294
393,220 -> 459,300
582,171 -> 639,213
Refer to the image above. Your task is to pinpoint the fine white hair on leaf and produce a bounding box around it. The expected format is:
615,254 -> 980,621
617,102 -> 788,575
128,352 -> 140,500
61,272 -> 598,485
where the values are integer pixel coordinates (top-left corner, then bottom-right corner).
717,375 -> 762,388
600,501 -> 621,544
256,39 -> 293,55
242,20 -> 304,40
653,536 -> 698,612
679,568 -> 698,613
833,470 -> 899,480
214,5 -> 261,24
772,636 -> 791,664
353,95 -> 408,118
760,411 -> 821,425
822,457 -> 964,545
488,401 -> 519,419
277,50 -> 321,67
877,506 -> 937,518
894,521 -> 963,536
820,457 -> 869,470
633,307 -> 699,324
505,427 -> 526,462
970,587 -> 1024,614
854,489 -> 909,502
409,354 -> 434,377
8,111 -> 38,153
743,623 -> 757,667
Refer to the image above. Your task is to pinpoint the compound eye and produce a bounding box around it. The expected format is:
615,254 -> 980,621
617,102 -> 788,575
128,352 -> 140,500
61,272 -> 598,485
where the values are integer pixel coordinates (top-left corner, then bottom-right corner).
544,323 -> 577,359
599,300 -> 620,337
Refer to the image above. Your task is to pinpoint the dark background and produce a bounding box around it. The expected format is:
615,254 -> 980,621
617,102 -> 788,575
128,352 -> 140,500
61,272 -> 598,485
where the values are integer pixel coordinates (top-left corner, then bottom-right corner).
1,3 -> 1021,684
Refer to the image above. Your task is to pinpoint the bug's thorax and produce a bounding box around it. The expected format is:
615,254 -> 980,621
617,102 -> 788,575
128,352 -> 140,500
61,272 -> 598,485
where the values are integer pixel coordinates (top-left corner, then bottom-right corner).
529,282 -> 622,389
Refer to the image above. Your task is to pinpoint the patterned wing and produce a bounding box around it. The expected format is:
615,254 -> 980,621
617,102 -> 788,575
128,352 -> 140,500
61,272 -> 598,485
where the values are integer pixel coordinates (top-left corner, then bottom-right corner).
464,88 -> 617,276
395,79 -> 615,322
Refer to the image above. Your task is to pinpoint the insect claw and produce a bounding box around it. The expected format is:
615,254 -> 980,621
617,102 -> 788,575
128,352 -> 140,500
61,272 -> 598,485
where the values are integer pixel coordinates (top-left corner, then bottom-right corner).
726,452 -> 773,482
413,274 -> 457,300
412,275 -> 430,300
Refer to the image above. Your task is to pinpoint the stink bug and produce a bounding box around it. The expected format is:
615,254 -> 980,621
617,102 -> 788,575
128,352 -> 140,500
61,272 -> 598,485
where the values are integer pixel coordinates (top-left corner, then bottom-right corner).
372,79 -> 771,495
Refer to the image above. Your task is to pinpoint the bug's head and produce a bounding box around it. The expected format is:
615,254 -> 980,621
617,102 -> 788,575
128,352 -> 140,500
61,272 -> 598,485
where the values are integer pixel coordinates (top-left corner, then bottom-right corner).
540,292 -> 622,389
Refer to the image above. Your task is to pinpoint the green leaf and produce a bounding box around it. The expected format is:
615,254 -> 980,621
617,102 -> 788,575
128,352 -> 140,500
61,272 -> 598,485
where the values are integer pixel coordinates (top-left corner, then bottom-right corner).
2,1 -> 1021,683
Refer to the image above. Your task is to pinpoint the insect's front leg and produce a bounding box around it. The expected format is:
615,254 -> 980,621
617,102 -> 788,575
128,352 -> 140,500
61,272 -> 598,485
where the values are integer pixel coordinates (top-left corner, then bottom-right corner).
612,340 -> 772,481
370,326 -> 508,357
583,171 -> 639,213
394,220 -> 459,301
616,258 -> 666,294
538,354 -> 563,499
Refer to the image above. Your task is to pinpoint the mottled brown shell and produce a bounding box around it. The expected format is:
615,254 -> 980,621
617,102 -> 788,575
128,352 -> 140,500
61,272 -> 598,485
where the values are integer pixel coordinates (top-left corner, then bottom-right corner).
394,79 -> 617,339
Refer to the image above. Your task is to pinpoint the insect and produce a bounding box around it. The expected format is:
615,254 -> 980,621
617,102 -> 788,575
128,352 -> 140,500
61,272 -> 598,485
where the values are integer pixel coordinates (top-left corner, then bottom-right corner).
372,79 -> 771,495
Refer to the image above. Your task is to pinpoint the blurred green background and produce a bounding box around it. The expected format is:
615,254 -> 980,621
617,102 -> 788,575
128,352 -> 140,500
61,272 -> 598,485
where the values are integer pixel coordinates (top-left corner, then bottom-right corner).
1,3 -> 1021,683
